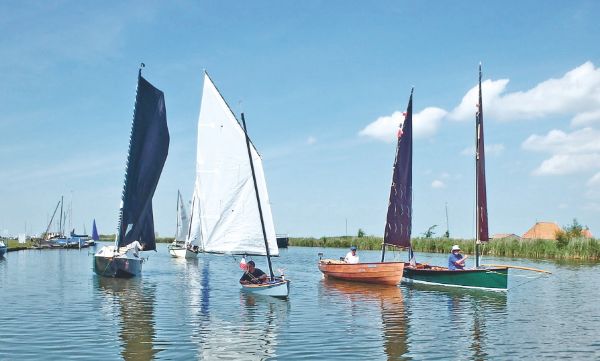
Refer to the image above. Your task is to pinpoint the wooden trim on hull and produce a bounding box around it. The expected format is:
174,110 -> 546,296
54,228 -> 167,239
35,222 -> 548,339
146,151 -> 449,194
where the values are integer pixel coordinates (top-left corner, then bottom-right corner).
403,264 -> 508,290
318,260 -> 404,285
94,255 -> 142,278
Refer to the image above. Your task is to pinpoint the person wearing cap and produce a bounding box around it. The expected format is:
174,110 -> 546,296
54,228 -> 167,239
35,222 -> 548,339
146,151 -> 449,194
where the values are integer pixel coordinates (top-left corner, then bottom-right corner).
448,245 -> 468,270
344,246 -> 360,264
239,260 -> 268,284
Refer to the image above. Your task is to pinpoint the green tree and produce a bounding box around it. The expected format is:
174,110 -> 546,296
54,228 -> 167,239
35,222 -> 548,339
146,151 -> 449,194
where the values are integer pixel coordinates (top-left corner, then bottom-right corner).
422,225 -> 437,238
357,228 -> 365,238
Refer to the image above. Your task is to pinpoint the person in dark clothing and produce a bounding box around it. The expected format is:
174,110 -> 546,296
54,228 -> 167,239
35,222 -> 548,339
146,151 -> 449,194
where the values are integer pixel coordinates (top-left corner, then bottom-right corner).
239,260 -> 268,284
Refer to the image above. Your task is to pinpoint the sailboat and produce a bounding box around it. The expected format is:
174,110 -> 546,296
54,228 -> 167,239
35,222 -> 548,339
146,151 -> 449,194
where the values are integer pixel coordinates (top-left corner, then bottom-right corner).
317,92 -> 412,286
402,65 -> 508,290
93,64 -> 170,278
190,72 -> 289,298
168,190 -> 198,258
86,219 -> 99,247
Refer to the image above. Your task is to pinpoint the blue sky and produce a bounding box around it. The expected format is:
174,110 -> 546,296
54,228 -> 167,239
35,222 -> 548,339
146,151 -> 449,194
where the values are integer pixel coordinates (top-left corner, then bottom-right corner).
1,1 -> 600,239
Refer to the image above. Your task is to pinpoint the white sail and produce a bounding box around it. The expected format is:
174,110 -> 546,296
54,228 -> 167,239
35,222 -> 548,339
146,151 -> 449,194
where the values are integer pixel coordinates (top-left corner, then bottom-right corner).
175,191 -> 191,244
188,73 -> 278,256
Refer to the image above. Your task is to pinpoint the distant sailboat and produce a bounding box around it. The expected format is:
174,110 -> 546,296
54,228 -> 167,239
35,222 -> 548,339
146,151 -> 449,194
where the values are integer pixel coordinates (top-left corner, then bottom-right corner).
402,65 -> 508,290
168,190 -> 198,258
94,65 -> 170,278
86,219 -> 99,247
192,72 -> 289,298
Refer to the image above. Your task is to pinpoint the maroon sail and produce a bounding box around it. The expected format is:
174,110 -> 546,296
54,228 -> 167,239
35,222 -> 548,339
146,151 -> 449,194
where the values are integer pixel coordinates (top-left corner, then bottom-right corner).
476,65 -> 489,242
384,89 -> 413,248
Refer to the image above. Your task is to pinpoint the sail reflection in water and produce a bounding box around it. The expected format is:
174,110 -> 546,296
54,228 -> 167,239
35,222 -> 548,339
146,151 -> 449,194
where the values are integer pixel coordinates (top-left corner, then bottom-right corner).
96,278 -> 158,360
320,279 -> 408,360
404,283 -> 507,361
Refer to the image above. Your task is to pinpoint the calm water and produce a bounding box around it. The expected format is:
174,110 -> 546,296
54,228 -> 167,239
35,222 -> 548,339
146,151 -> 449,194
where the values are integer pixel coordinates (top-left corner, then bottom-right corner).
1,244 -> 599,360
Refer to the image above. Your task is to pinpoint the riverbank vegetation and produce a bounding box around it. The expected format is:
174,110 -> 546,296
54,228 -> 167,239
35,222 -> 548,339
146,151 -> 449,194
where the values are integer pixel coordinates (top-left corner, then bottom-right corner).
289,236 -> 600,260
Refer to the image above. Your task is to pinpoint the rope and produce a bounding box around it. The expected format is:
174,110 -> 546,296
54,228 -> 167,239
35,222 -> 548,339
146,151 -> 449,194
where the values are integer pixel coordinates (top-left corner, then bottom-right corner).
508,273 -> 548,291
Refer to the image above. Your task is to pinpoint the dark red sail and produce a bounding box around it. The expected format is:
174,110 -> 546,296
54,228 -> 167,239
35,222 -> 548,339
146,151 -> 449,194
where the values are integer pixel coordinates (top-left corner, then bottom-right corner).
476,65 -> 489,242
384,90 -> 413,248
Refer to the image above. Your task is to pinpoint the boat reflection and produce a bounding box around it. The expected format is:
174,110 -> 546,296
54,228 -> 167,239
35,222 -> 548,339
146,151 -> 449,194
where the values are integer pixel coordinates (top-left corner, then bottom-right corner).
96,277 -> 158,361
321,278 -> 409,360
404,283 -> 507,361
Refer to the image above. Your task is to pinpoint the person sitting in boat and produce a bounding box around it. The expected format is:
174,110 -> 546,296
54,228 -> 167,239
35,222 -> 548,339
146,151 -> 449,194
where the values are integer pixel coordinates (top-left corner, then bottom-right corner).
344,246 -> 360,264
240,260 -> 268,285
126,240 -> 144,257
448,245 -> 468,270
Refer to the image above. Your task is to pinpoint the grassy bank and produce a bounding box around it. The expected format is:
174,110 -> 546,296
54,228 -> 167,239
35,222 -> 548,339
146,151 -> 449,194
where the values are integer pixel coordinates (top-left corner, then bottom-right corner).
290,236 -> 600,260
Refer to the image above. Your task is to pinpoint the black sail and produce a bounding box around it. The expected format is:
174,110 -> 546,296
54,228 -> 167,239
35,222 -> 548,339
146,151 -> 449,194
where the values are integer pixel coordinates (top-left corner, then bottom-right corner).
117,72 -> 170,251
384,90 -> 413,248
476,65 -> 489,242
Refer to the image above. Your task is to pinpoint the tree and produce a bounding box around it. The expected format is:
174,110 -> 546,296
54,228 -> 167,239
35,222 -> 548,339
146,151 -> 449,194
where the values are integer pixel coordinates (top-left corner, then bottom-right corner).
357,228 -> 365,238
422,225 -> 437,238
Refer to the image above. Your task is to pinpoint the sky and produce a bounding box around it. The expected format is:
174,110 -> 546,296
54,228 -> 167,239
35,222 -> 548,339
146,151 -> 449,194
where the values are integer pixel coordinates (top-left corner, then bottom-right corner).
1,1 -> 600,239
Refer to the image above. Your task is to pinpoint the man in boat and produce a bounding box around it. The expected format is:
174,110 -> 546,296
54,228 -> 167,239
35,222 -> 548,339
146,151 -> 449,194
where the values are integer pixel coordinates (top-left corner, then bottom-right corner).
448,245 -> 468,270
344,246 -> 360,264
239,260 -> 268,285
126,240 -> 144,257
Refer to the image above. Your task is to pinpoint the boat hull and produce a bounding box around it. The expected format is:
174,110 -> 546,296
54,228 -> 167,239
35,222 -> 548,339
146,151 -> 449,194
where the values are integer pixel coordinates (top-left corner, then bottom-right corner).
241,279 -> 290,298
0,246 -> 6,257
403,264 -> 508,290
93,246 -> 143,278
318,260 -> 404,285
168,246 -> 198,259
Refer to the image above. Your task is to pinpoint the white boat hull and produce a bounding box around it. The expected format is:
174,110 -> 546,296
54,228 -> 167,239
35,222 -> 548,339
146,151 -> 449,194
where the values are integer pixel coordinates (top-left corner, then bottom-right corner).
168,247 -> 198,259
241,279 -> 290,298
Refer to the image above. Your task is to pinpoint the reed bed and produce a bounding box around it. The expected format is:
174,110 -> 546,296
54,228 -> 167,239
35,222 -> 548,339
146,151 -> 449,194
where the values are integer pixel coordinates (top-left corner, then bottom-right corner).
289,236 -> 600,260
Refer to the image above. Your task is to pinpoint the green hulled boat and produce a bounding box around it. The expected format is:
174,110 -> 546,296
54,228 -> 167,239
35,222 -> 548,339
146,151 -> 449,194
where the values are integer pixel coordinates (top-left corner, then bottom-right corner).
390,64 -> 508,290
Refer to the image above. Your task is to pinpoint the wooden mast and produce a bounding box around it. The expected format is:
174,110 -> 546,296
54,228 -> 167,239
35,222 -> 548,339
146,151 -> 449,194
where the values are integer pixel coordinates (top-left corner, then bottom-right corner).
241,113 -> 275,280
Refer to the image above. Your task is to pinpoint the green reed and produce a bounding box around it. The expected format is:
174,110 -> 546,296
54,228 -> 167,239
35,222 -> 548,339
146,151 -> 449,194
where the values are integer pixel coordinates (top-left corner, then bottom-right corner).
289,236 -> 600,260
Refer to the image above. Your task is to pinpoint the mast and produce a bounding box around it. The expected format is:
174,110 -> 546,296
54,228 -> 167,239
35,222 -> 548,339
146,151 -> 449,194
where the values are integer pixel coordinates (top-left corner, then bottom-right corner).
175,190 -> 180,240
115,64 -> 144,249
187,196 -> 196,242
382,88 -> 414,262
44,201 -> 61,239
445,202 -> 450,238
59,195 -> 64,236
475,63 -> 489,267
241,113 -> 274,279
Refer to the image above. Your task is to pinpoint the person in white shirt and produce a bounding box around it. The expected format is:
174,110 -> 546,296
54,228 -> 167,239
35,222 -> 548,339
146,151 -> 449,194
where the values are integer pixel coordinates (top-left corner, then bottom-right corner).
126,240 -> 144,257
344,246 -> 359,264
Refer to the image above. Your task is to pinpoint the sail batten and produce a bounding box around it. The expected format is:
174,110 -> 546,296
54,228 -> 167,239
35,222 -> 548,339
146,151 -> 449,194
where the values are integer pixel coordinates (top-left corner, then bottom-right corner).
476,65 -> 489,243
384,90 -> 413,249
190,73 -> 278,256
116,72 -> 170,251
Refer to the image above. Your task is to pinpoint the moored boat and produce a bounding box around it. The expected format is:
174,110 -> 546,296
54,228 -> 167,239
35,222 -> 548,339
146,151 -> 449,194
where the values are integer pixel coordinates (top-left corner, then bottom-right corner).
0,240 -> 7,257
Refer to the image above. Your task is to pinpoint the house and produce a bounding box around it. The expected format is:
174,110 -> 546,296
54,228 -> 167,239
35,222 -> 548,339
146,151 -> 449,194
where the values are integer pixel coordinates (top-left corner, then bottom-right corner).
522,222 -> 561,240
491,233 -> 521,240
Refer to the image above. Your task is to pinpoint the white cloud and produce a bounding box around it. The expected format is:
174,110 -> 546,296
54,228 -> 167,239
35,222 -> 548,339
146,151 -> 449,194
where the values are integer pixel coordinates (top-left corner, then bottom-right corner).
461,143 -> 505,156
571,110 -> 600,127
450,62 -> 600,122
359,107 -> 447,142
307,136 -> 317,145
431,180 -> 446,189
522,127 -> 600,175
588,172 -> 600,187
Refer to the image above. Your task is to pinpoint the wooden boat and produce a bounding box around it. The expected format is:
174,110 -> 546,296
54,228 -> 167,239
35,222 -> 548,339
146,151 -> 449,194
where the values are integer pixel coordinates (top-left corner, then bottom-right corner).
318,259 -> 404,285
93,64 -> 170,278
402,65 -> 508,290
192,72 -> 289,298
317,91 -> 418,286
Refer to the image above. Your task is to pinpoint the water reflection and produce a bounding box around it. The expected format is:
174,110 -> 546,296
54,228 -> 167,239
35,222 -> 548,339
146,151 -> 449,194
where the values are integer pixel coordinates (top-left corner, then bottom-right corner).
321,279 -> 409,361
404,283 -> 507,361
96,277 -> 158,361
